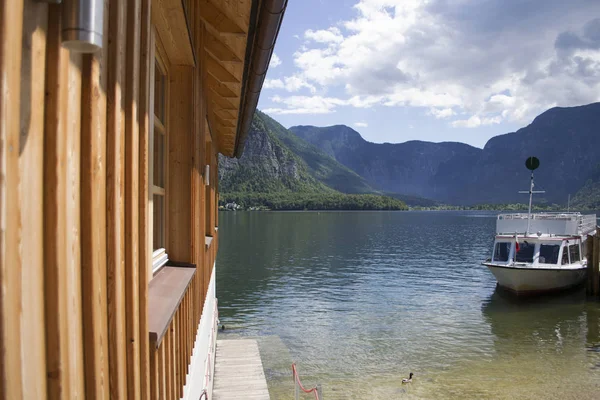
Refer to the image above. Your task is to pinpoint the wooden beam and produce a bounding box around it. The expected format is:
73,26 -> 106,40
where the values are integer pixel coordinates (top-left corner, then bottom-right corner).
168,66 -> 194,262
139,0 -> 152,397
0,0 -> 25,398
209,93 -> 237,110
204,29 -> 242,63
191,18 -> 207,326
80,10 -> 110,399
199,0 -> 245,36
125,0 -> 142,397
214,113 -> 236,128
207,74 -> 238,98
19,1 -> 48,398
107,0 -> 128,397
44,5 -> 86,398
214,108 -> 237,120
206,53 -> 239,83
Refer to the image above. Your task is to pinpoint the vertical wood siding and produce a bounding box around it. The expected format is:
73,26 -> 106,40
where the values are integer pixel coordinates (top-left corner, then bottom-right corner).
106,0 -> 128,397
0,0 -> 25,398
1,0 -> 226,398
44,5 -> 83,398
19,1 -> 48,398
139,0 -> 152,397
125,0 -> 142,398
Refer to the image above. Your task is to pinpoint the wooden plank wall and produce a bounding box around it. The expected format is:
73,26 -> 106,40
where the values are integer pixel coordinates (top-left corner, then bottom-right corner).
0,0 -> 223,398
139,0 -> 152,397
0,0 -> 152,397
0,0 -> 26,397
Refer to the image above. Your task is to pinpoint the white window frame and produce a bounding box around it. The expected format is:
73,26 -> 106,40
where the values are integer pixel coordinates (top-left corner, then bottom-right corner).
150,29 -> 170,275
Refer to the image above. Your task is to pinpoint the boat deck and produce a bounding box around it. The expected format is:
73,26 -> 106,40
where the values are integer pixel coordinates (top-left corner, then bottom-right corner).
213,339 -> 270,400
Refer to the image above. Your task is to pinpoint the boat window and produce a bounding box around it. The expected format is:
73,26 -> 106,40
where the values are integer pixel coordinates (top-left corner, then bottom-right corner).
515,241 -> 535,263
493,242 -> 510,262
539,244 -> 560,264
569,244 -> 581,262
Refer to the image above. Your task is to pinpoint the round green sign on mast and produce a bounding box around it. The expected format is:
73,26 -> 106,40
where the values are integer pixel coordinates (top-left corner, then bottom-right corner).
525,156 -> 540,171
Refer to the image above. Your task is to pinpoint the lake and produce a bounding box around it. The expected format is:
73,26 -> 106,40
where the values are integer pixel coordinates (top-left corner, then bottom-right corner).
216,211 -> 600,399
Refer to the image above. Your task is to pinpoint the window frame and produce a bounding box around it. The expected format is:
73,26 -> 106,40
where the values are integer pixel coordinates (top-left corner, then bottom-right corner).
538,243 -> 560,265
514,241 -> 535,263
150,30 -> 170,275
492,242 -> 511,262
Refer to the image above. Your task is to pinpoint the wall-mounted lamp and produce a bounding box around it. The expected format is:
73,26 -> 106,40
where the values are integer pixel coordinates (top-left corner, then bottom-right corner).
61,0 -> 104,53
205,165 -> 210,186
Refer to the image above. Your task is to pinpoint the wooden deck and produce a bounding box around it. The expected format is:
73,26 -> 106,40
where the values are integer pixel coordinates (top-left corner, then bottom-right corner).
213,339 -> 270,400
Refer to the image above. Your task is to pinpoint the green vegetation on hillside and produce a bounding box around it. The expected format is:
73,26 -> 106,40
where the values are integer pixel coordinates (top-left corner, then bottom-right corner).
257,111 -> 375,194
218,113 -> 332,194
571,164 -> 600,210
219,192 -> 407,211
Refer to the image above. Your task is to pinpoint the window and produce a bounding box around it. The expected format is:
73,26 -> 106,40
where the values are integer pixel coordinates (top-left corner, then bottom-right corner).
493,242 -> 510,262
569,243 -> 580,263
515,241 -> 535,263
539,244 -> 560,264
151,48 -> 169,273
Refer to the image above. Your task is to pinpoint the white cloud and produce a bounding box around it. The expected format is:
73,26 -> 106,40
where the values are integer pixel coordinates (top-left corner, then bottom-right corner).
451,115 -> 502,128
354,122 -> 368,127
263,76 -> 316,93
269,53 -> 281,68
266,0 -> 600,121
305,27 -> 344,44
263,78 -> 284,90
264,95 -> 347,114
429,107 -> 456,119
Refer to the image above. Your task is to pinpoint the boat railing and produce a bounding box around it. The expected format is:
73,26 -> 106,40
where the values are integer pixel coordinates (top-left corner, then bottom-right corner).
578,214 -> 597,235
498,212 -> 580,221
497,213 -> 596,236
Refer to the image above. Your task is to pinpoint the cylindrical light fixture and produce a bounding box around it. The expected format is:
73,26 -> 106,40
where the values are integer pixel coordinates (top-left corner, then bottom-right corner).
61,0 -> 103,53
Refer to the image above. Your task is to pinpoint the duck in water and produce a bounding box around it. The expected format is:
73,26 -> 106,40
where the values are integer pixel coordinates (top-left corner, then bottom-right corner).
402,373 -> 413,384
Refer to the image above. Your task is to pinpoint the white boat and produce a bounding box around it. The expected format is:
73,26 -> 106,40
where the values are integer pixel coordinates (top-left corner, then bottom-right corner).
482,157 -> 597,295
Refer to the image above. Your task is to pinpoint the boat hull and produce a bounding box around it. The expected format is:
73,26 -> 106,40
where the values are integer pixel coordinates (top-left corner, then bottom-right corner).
484,264 -> 587,295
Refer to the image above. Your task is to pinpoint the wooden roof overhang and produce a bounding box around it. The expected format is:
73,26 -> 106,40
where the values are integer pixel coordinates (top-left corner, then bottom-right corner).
152,0 -> 285,157
193,0 -> 286,157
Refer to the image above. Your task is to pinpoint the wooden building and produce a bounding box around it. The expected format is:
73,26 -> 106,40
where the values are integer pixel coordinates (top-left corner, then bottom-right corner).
0,0 -> 284,398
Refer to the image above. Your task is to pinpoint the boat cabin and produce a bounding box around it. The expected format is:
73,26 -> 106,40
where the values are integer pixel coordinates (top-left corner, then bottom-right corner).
492,238 -> 584,266
490,213 -> 596,267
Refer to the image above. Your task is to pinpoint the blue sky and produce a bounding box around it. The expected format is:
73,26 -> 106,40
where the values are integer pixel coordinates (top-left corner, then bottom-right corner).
257,0 -> 600,148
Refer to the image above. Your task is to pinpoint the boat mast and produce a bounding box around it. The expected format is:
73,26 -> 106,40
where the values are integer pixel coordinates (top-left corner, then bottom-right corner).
519,157 -> 544,236
526,170 -> 534,235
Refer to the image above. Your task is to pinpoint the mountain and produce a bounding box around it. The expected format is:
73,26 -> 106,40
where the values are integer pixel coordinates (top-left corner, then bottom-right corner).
218,111 -> 331,193
218,111 -> 408,210
290,103 -> 600,205
256,111 -> 375,194
219,111 -> 374,194
290,124 -> 482,201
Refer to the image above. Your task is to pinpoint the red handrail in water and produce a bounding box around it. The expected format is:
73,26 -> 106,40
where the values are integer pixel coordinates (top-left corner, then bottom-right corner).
292,363 -> 320,400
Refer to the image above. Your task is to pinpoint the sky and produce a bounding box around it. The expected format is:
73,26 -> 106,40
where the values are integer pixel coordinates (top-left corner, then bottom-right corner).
257,0 -> 600,148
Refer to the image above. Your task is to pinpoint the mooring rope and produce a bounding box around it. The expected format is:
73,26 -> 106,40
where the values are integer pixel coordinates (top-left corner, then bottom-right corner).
292,363 -> 320,400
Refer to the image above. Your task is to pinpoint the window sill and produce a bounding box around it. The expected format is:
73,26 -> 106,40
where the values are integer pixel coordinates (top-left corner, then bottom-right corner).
148,265 -> 196,347
205,236 -> 213,250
